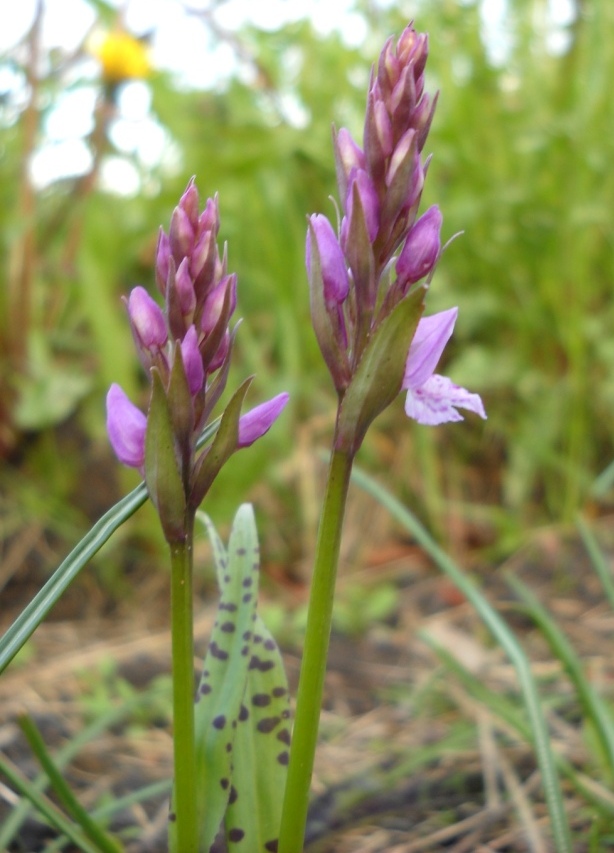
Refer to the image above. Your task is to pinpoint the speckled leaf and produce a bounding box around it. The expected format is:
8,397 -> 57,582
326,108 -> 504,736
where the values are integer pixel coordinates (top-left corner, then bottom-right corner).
224,612 -> 290,852
188,505 -> 262,853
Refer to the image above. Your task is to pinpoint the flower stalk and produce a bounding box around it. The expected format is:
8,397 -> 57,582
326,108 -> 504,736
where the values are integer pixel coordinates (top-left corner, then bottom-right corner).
169,519 -> 198,851
278,448 -> 353,853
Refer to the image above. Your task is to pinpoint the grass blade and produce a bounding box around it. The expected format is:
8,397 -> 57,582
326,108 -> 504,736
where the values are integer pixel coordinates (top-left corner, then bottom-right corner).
576,514 -> 614,612
351,464 -> 573,853
0,754 -> 102,853
506,572 -> 614,782
18,714 -> 124,853
0,420 -> 219,675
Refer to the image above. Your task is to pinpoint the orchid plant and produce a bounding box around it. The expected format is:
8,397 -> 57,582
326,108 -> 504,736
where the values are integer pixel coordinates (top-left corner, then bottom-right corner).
0,22 -> 486,853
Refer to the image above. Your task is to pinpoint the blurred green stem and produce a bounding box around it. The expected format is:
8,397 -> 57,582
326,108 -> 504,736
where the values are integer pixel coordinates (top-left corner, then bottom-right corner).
170,515 -> 198,852
278,448 -> 354,853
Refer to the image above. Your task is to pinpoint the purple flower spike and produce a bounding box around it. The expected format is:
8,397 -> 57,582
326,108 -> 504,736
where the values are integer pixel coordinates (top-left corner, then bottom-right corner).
106,384 -> 147,468
396,205 -> 442,291
238,393 -> 290,448
180,326 -> 204,395
128,286 -> 168,349
307,214 -> 349,306
403,309 -> 486,425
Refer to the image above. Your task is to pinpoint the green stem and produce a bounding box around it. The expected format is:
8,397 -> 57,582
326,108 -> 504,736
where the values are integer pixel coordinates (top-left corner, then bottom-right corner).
170,516 -> 199,852
278,448 -> 354,853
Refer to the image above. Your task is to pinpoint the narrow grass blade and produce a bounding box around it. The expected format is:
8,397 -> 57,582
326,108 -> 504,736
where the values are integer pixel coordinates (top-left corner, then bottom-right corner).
425,632 -> 614,821
576,514 -> 614,612
0,700 -> 142,849
506,572 -> 614,783
0,420 -> 219,675
351,464 -> 572,853
0,754 -> 102,853
18,714 -> 124,853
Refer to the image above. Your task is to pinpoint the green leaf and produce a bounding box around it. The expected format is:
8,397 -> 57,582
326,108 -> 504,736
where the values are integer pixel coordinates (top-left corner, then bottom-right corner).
144,369 -> 187,542
183,506 -> 289,853
336,284 -> 426,454
0,421 -> 219,676
224,613 -> 290,852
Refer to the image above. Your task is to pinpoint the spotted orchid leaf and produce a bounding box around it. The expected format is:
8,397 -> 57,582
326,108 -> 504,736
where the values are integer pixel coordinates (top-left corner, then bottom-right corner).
224,611 -> 290,852
172,505 -> 288,853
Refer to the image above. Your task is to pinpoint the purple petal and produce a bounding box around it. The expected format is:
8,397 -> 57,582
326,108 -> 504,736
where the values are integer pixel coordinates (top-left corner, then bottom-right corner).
238,393 -> 289,448
128,286 -> 168,349
306,215 -> 349,306
180,326 -> 204,395
106,384 -> 147,468
403,307 -> 457,390
405,374 -> 487,426
396,205 -> 442,290
175,258 -> 197,315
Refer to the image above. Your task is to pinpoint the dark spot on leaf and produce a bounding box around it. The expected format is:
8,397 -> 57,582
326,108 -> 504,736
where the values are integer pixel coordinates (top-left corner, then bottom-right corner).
265,841 -> 279,852
264,638 -> 276,651
242,577 -> 253,588
242,631 -> 252,641
200,683 -> 212,695
277,751 -> 289,765
210,642 -> 228,661
224,575 -> 230,583
257,716 -> 281,734
220,778 -> 229,789
221,621 -> 236,632
277,728 -> 291,745
220,602 -> 238,612
229,785 -> 238,804
252,562 -> 259,571
249,655 -> 274,672
238,704 -> 249,721
252,693 -> 271,707
168,812 -> 176,822
241,645 -> 249,655
226,742 -> 232,752
242,593 -> 252,603
236,547 -> 246,556
253,634 -> 263,644
272,686 -> 287,698
213,715 -> 226,729
228,828 -> 244,842
281,709 -> 290,719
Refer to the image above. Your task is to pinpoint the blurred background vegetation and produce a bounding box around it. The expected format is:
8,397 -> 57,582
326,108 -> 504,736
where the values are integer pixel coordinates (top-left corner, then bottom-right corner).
1,0 -> 613,601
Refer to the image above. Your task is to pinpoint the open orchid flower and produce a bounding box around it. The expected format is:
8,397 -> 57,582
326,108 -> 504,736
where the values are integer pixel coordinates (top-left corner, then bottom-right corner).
403,308 -> 486,425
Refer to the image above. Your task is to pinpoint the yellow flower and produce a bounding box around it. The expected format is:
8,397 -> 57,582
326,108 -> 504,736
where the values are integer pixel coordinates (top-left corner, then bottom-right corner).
92,31 -> 152,83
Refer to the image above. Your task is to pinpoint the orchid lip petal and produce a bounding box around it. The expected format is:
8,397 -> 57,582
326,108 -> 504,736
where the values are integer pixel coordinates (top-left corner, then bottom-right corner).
106,384 -> 147,468
237,392 -> 289,448
403,307 -> 458,389
404,374 -> 487,425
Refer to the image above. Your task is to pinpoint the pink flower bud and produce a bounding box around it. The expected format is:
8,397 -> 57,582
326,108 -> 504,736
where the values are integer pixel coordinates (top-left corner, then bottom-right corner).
396,205 -> 442,291
238,393 -> 289,448
128,286 -> 168,349
169,204 -> 195,261
201,274 -> 237,335
175,258 -> 196,316
178,178 -> 200,230
344,169 -> 380,243
106,384 -> 147,468
155,229 -> 171,293
306,214 -> 349,307
180,325 -> 204,395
